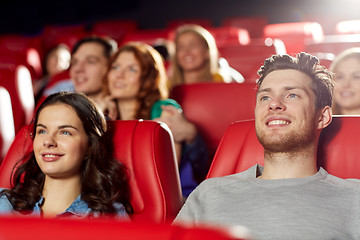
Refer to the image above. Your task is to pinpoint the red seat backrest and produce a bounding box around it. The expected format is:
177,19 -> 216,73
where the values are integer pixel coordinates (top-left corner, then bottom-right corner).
171,82 -> 257,158
166,18 -> 213,30
0,216 -> 246,240
207,116 -> 360,179
0,65 -> 34,133
264,22 -> 324,54
336,20 -> 360,35
0,87 -> 15,160
0,48 -> 43,80
218,38 -> 286,82
121,29 -> 171,46
222,16 -> 268,38
91,20 -> 138,43
207,26 -> 250,48
0,120 -> 183,223
41,23 -> 88,52
305,34 -> 360,56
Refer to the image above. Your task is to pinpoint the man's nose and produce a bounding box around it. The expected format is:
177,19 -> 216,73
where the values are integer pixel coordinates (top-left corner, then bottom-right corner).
269,97 -> 286,111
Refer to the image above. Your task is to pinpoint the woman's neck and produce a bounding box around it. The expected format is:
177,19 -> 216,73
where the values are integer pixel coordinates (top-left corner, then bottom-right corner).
41,175 -> 82,217
182,69 -> 212,84
87,91 -> 105,107
117,98 -> 138,120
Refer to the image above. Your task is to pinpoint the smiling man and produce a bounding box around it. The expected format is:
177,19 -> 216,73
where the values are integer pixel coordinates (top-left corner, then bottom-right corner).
174,53 -> 360,240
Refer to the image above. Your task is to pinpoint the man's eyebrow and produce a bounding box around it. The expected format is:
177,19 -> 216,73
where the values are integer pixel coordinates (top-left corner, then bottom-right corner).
256,88 -> 271,96
257,86 -> 310,95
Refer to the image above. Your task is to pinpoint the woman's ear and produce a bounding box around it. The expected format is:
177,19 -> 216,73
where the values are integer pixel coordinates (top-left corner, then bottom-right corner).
317,106 -> 332,130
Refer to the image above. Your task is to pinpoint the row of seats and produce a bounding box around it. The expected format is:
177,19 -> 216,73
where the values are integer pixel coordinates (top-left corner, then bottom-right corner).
0,216 -> 247,240
1,113 -> 360,223
2,18 -> 360,87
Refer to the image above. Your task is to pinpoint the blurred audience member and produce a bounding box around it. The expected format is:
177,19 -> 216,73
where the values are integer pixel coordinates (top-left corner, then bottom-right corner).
169,24 -> 243,89
34,44 -> 71,101
102,42 -> 209,197
43,36 -> 117,108
330,47 -> 360,115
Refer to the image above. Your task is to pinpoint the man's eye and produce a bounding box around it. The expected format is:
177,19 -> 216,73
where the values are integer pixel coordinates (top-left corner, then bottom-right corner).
288,93 -> 298,98
260,96 -> 270,101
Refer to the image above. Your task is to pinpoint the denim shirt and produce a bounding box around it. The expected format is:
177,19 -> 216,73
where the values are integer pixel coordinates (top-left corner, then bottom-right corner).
0,190 -> 129,218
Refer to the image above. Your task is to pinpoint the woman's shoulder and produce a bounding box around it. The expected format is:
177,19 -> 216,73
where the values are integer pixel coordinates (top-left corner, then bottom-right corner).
0,189 -> 15,213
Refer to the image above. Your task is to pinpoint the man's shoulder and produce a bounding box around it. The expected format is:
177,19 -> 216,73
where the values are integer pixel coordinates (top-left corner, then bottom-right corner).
195,165 -> 257,193
323,171 -> 360,190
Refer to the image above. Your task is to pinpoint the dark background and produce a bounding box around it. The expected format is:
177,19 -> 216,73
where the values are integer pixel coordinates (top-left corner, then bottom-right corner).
0,0 -> 359,36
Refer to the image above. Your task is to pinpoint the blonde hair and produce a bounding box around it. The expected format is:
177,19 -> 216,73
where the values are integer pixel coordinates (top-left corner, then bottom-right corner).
170,24 -> 220,89
329,47 -> 360,114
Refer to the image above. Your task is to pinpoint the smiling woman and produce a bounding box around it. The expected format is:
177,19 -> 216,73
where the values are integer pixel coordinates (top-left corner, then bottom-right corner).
0,92 -> 132,218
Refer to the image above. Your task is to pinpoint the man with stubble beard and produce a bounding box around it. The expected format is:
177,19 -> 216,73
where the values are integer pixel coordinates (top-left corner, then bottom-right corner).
174,53 -> 360,240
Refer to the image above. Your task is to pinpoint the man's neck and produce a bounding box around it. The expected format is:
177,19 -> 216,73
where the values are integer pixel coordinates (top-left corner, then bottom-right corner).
259,147 -> 318,179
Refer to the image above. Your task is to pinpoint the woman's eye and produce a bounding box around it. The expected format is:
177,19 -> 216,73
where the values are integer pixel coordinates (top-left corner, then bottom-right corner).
129,67 -> 138,73
61,130 -> 71,135
111,65 -> 120,70
288,93 -> 298,98
37,129 -> 46,134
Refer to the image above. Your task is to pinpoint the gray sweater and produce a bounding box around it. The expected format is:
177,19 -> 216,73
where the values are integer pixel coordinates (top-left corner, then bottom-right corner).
175,165 -> 360,240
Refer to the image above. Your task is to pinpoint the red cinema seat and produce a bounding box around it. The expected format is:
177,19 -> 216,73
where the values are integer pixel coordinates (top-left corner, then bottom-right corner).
218,38 -> 286,82
121,29 -> 171,46
0,48 -> 43,80
0,216 -> 247,240
171,82 -> 257,158
264,22 -> 324,55
0,34 -> 44,60
0,120 -> 183,223
207,26 -> 250,48
207,116 -> 360,179
305,34 -> 360,56
0,87 -> 15,160
41,23 -> 88,52
222,16 -> 268,38
0,65 -> 34,134
166,18 -> 213,30
336,20 -> 360,35
91,19 -> 138,43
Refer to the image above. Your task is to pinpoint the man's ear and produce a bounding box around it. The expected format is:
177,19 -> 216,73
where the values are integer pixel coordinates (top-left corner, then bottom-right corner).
317,106 -> 332,130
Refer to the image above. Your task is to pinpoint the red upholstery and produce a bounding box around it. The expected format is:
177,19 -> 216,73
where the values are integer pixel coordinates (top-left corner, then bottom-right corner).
0,65 -> 34,133
121,29 -> 171,46
41,23 -> 88,52
0,216 -> 245,240
218,38 -> 286,82
91,20 -> 138,43
207,116 -> 360,179
264,22 -> 324,54
0,34 -> 44,60
171,82 -> 257,158
0,87 -> 15,160
0,48 -> 42,80
207,26 -> 250,47
166,18 -> 213,30
222,16 -> 268,38
0,120 -> 183,223
305,34 -> 360,56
